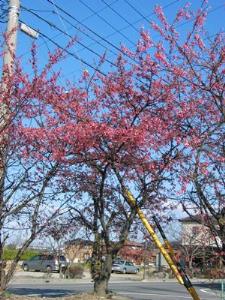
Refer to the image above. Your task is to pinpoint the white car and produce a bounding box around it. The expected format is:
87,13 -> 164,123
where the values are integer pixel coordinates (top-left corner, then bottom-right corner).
112,260 -> 139,274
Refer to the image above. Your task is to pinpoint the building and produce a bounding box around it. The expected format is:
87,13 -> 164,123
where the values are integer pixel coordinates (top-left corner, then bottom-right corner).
65,239 -> 92,263
65,239 -> 157,265
117,240 -> 156,265
179,215 -> 221,269
179,215 -> 220,248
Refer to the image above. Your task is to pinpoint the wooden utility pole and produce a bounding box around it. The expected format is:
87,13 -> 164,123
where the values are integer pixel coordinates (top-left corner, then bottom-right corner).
2,0 -> 20,71
1,0 -> 20,130
0,0 -> 20,290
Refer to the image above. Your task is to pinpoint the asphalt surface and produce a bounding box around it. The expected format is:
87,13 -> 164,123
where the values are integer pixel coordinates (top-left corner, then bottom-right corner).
8,280 -> 221,300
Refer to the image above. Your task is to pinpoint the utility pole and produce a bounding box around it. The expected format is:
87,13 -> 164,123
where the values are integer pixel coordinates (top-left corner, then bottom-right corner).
0,0 -> 20,290
1,0 -> 20,130
2,0 -> 20,72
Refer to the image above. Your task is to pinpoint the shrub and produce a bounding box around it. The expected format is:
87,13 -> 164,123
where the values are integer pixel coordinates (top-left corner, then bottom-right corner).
67,263 -> 84,279
203,268 -> 225,279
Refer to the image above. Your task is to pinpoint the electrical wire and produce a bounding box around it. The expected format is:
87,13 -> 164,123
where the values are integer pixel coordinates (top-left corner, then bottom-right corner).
27,8 -> 53,13
42,1 -> 224,84
5,0 -> 224,82
101,0 -> 140,33
18,0 -> 179,62
105,0 -> 180,38
45,2 -> 122,58
50,8 -> 118,58
49,0 -> 87,72
14,0 -> 120,59
122,0 -> 150,23
50,0 -> 69,37
25,25 -> 107,76
21,5 -> 151,86
20,7 -> 145,85
74,0 -> 120,24
21,5 -> 118,68
78,0 -> 136,46
44,0 -> 181,62
37,0 -> 185,84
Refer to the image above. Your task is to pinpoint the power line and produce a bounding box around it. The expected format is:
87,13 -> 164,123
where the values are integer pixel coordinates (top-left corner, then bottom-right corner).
45,0 -> 179,62
41,0 -> 181,82
53,2 -> 224,85
21,4 -> 148,86
21,5 -> 117,68
20,6 -> 146,84
10,0 -> 224,82
72,0 -> 120,24
20,18 -> 107,76
50,8 -> 119,58
101,0 -> 139,33
45,1 -> 124,58
27,8 -> 52,13
105,0 -> 180,38
15,0 -> 119,59
20,7 -> 148,88
122,0 -> 150,23
50,0 -> 69,36
3,226 -> 31,230
18,0 -> 178,62
37,31 -> 107,76
43,0 -> 176,62
78,0 -> 136,46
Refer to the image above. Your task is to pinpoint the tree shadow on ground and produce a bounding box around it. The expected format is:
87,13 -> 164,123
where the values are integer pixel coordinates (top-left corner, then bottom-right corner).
194,282 -> 221,292
8,287 -> 77,298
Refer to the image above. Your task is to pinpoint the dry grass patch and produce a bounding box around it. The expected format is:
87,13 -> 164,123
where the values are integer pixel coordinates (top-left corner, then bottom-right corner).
0,292 -> 131,300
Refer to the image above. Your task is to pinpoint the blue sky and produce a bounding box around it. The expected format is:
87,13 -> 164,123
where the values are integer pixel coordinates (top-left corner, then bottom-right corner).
1,0 -> 224,83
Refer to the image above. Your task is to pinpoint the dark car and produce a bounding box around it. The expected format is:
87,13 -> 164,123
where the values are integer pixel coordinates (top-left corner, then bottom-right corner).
22,254 -> 68,272
112,260 -> 139,274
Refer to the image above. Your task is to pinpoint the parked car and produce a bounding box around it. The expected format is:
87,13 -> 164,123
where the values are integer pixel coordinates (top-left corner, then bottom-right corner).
111,260 -> 139,274
22,254 -> 68,272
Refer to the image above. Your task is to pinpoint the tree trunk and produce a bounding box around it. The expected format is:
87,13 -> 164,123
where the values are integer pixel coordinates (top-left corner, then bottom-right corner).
0,225 -> 6,292
92,253 -> 113,297
188,256 -> 193,277
0,240 -> 7,292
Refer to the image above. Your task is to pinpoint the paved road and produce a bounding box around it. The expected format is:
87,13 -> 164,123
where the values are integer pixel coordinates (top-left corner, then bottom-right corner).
8,280 -> 221,300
